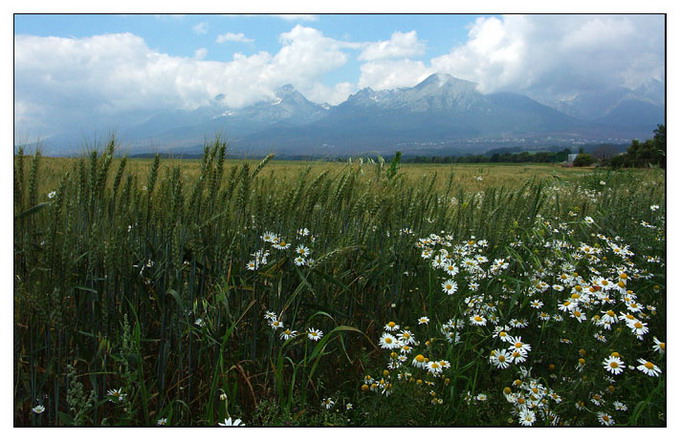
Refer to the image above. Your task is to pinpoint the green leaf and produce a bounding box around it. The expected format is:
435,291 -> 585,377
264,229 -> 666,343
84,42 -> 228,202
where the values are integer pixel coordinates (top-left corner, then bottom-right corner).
15,202 -> 51,219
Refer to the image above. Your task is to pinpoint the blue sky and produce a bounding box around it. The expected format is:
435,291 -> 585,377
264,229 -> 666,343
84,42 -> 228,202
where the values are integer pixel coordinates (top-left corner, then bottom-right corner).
14,13 -> 665,139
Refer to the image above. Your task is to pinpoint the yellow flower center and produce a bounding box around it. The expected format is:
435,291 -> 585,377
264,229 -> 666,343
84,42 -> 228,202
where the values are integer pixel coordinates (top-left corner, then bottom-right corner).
610,362 -> 619,368
644,362 -> 654,369
415,354 -> 425,363
387,321 -> 396,328
634,322 -> 643,329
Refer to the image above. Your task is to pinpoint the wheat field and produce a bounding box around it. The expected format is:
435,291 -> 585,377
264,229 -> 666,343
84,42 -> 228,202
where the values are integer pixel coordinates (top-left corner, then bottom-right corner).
14,138 -> 665,427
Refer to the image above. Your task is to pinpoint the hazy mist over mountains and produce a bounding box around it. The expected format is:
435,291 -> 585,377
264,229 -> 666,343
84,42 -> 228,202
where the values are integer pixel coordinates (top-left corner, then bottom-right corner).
32,73 -> 664,157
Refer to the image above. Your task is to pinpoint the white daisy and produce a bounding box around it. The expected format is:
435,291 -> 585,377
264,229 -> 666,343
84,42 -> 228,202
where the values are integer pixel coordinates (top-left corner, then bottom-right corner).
636,359 -> 662,377
307,328 -> 323,341
441,279 -> 458,295
379,333 -> 400,350
602,355 -> 625,375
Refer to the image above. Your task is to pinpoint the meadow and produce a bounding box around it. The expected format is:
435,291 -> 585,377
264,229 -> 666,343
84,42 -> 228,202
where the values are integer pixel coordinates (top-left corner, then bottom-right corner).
14,138 -> 666,427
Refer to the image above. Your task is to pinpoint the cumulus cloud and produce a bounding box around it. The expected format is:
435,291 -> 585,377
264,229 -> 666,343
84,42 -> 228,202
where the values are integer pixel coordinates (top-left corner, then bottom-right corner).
358,31 -> 426,61
267,25 -> 359,84
14,26 -> 360,137
303,81 -> 357,106
358,59 -> 433,90
430,15 -> 665,103
216,32 -> 254,43
14,16 -> 665,140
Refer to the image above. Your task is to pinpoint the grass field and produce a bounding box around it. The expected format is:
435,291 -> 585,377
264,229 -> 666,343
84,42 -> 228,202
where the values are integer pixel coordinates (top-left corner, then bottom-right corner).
14,139 -> 666,427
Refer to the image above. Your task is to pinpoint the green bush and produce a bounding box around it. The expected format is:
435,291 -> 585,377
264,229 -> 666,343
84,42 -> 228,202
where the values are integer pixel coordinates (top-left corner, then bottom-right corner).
573,153 -> 595,167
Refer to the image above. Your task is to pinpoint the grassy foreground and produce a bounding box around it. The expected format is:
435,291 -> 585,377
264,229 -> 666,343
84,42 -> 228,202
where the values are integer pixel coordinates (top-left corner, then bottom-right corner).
14,139 -> 665,426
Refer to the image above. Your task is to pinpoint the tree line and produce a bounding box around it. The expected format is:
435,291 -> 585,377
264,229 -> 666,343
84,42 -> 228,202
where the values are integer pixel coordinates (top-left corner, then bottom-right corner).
401,124 -> 665,169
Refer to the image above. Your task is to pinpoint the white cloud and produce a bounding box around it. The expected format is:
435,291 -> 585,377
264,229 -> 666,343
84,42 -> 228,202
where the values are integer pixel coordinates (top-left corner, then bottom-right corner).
14,26 -> 360,136
267,25 -> 357,83
192,22 -> 209,35
303,81 -> 357,106
216,32 -> 254,43
358,31 -> 426,61
14,16 -> 665,140
429,15 -> 665,102
358,59 -> 433,90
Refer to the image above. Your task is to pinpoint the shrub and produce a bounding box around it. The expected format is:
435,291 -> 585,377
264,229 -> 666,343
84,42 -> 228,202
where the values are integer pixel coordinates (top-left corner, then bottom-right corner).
573,153 -> 595,167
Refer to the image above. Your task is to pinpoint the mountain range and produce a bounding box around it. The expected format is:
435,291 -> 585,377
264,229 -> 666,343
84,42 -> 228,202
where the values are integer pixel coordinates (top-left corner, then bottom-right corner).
36,73 -> 664,157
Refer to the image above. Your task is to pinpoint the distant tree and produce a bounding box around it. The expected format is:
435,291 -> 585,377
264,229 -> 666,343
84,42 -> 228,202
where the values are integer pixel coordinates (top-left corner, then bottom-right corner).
573,153 -> 594,167
554,148 -> 571,162
653,124 -> 666,169
604,124 -> 665,169
608,153 -> 630,169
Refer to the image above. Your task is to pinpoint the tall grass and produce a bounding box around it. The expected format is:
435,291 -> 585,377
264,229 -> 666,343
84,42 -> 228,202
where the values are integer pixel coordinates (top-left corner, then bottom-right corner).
14,137 -> 665,426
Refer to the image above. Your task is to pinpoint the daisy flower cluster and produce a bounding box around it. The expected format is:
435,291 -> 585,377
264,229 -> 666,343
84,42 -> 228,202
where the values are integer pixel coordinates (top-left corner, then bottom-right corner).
502,370 -> 563,426
363,320 -> 451,405
407,210 -> 664,426
496,216 -> 663,425
247,228 -> 316,270
416,235 -> 512,329
264,311 -> 324,342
